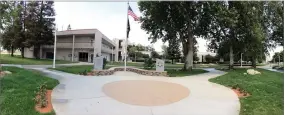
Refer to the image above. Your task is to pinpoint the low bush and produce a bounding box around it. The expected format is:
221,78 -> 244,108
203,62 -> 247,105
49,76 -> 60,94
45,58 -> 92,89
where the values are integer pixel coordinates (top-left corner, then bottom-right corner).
34,82 -> 48,108
79,70 -> 88,75
103,58 -> 107,69
143,58 -> 155,69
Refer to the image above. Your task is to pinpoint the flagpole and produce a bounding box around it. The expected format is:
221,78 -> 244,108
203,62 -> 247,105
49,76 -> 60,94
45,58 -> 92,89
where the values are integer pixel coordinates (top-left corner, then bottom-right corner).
124,1 -> 129,71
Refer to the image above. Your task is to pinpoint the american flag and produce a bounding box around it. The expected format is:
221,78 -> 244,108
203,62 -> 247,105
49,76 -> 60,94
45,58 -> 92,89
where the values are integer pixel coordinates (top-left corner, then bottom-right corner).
128,5 -> 139,21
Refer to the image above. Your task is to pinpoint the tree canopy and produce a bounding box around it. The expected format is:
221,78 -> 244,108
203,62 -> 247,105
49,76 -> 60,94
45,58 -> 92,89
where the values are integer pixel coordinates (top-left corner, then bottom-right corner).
0,1 -> 55,58
139,1 -> 283,69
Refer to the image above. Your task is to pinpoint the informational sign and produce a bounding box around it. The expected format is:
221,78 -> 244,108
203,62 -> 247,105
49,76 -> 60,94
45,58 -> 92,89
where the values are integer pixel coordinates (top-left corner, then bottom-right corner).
94,56 -> 104,70
156,59 -> 165,72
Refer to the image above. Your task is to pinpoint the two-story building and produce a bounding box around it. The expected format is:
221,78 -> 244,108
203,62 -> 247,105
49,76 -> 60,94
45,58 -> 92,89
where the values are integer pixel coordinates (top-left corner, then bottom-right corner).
24,29 -> 116,62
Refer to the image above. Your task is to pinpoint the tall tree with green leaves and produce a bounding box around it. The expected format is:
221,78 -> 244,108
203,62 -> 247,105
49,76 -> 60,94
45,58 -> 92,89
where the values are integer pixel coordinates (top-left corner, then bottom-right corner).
161,44 -> 168,59
25,1 -> 55,59
167,38 -> 181,64
139,1 -> 212,71
1,1 -> 24,57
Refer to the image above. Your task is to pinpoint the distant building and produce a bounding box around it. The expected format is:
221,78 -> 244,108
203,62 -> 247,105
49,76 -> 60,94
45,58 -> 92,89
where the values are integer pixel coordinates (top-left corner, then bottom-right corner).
24,29 -> 115,62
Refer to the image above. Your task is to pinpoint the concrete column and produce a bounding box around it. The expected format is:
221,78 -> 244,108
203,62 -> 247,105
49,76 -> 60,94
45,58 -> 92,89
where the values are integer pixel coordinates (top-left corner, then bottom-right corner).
72,35 -> 75,62
94,31 -> 102,56
114,39 -> 119,62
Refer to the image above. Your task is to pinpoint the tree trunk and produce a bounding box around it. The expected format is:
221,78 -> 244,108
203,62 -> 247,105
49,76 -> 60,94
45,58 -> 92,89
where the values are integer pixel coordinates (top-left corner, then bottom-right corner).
185,27 -> 194,71
172,59 -> 174,64
11,46 -> 14,57
252,57 -> 257,68
229,45 -> 234,69
21,47 -> 24,58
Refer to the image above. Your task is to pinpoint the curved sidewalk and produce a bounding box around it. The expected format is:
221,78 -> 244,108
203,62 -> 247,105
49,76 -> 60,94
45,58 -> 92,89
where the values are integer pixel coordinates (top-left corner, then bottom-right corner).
35,68 -> 240,115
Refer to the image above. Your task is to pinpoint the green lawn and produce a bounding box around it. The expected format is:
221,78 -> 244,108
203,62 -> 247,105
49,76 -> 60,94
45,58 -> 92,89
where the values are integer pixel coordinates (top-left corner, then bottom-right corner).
50,64 -> 207,77
209,68 -> 283,115
166,69 -> 208,77
0,67 -> 59,115
49,65 -> 113,74
109,61 -> 228,69
0,54 -> 73,65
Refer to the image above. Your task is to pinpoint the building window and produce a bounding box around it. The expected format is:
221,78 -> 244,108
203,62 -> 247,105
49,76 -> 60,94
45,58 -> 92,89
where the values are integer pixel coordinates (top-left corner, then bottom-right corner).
119,40 -> 122,48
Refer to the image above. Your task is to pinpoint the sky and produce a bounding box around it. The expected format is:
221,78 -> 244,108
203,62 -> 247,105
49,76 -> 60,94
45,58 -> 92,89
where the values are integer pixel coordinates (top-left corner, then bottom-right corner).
54,2 -> 283,61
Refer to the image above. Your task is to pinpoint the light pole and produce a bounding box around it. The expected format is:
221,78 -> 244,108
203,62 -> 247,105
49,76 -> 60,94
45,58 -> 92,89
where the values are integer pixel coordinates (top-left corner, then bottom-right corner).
44,17 -> 56,68
53,27 -> 57,68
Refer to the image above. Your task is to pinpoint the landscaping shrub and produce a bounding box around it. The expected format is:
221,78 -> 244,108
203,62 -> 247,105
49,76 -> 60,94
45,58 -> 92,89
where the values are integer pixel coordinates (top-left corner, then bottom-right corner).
79,70 -> 88,75
272,66 -> 279,69
103,58 -> 108,69
34,82 -> 48,108
144,58 -> 154,69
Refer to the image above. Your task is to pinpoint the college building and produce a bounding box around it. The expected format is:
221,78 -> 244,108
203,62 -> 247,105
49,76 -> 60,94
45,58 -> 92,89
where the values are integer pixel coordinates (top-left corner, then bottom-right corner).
24,29 -> 127,63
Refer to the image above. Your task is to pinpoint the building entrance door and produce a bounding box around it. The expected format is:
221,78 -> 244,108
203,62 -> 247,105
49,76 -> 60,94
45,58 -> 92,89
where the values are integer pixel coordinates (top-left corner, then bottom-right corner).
46,52 -> 54,59
79,52 -> 88,62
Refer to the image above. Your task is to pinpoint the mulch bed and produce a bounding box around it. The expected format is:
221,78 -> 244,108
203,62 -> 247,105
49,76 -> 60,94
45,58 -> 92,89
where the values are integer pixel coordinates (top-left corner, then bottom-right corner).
232,88 -> 250,98
35,90 -> 53,113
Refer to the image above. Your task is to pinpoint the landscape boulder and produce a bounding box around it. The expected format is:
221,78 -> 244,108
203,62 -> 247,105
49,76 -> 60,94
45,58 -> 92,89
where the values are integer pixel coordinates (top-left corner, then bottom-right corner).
246,69 -> 261,75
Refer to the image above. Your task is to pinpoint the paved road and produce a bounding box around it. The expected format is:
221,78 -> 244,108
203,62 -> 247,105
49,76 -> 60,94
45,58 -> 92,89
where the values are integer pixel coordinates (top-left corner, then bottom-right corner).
32,68 -> 240,115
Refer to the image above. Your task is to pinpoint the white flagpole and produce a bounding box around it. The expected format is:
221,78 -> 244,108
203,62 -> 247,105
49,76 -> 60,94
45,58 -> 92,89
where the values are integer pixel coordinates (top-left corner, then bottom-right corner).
124,2 -> 129,71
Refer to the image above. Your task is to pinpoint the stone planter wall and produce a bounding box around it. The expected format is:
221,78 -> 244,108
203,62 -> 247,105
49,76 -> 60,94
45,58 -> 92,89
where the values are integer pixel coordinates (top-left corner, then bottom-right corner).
91,67 -> 167,76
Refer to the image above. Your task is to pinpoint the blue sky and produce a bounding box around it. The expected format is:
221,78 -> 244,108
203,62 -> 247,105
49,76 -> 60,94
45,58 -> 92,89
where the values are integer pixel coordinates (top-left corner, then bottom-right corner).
54,2 -> 282,61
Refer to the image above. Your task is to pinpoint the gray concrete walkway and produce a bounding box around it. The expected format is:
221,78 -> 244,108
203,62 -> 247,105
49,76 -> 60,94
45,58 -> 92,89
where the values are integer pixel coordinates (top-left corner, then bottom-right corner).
258,65 -> 284,73
32,68 -> 240,115
1,62 -> 92,69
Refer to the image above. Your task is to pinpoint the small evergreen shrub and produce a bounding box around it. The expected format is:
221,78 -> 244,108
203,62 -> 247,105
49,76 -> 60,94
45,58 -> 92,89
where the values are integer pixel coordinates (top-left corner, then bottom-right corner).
143,58 -> 154,69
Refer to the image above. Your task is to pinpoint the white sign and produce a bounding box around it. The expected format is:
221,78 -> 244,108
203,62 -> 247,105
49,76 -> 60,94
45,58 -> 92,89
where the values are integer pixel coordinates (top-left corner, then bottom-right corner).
94,56 -> 104,70
156,59 -> 165,72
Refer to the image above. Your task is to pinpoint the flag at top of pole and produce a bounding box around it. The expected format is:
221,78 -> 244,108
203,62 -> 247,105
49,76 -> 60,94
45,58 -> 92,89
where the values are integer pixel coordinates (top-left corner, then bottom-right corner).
125,2 -> 139,71
128,5 -> 140,21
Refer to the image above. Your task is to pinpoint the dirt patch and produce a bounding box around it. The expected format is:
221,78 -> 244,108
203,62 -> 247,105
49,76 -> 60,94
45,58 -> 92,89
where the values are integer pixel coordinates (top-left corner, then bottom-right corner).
35,90 -> 53,113
232,88 -> 250,98
103,80 -> 190,106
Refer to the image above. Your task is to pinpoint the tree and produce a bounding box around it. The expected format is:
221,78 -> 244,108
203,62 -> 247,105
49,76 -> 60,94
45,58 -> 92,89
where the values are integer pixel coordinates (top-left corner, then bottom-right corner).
25,1 -> 55,59
151,50 -> 159,59
205,1 -> 244,69
205,1 -> 281,68
267,1 -> 283,46
139,1 -> 212,71
167,38 -> 181,64
1,1 -> 24,57
272,50 -> 284,63
161,45 -> 168,59
67,24 -> 71,30
128,46 -> 137,61
1,1 -> 55,59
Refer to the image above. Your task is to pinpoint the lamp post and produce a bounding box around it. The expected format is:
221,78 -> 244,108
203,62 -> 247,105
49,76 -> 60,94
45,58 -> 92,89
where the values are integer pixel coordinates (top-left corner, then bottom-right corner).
44,16 -> 56,68
53,27 -> 57,68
